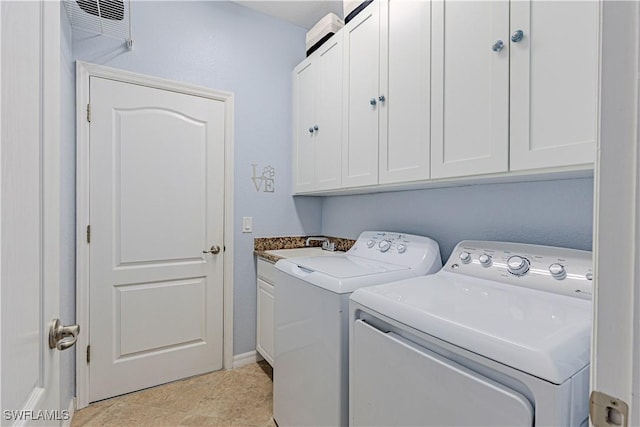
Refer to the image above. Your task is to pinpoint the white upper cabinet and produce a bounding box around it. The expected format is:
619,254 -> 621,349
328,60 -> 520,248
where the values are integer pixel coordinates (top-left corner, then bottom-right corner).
509,1 -> 598,171
431,1 -> 510,179
379,0 -> 431,184
293,35 -> 343,193
342,1 -> 381,188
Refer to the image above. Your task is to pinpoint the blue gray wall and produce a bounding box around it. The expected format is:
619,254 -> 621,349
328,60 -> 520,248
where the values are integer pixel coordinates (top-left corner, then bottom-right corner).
321,178 -> 594,261
60,5 -> 76,408
70,1 -> 322,356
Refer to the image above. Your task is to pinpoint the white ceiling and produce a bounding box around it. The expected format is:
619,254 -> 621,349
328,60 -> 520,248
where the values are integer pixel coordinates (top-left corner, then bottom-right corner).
232,1 -> 344,30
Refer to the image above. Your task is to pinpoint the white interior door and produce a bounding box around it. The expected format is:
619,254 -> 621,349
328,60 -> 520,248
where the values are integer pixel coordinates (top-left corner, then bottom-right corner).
88,77 -> 225,402
1,1 -> 63,424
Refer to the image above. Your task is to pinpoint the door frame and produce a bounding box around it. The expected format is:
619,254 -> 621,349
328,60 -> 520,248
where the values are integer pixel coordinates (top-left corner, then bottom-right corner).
75,62 -> 235,409
590,1 -> 639,424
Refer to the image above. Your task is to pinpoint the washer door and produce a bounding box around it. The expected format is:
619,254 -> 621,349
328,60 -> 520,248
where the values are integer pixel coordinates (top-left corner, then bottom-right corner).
351,320 -> 534,426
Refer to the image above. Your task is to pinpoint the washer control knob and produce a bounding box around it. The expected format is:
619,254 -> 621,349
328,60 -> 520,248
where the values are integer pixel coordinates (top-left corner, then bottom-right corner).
397,244 -> 407,254
367,239 -> 375,248
549,263 -> 567,280
478,254 -> 492,267
459,251 -> 472,264
378,240 -> 392,252
507,256 -> 530,276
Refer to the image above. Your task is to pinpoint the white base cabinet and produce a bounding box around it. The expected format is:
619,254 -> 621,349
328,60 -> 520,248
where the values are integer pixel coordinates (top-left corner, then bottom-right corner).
256,259 -> 275,366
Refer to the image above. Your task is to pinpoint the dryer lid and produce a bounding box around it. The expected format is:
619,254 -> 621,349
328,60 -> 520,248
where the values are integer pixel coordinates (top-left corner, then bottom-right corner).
350,271 -> 592,385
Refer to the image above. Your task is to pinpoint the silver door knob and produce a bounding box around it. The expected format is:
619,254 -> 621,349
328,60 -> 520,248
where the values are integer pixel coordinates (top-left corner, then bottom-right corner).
370,98 -> 377,106
48,318 -> 79,351
511,30 -> 524,43
492,40 -> 504,52
308,127 -> 314,133
378,95 -> 386,102
203,245 -> 221,255
314,125 -> 319,131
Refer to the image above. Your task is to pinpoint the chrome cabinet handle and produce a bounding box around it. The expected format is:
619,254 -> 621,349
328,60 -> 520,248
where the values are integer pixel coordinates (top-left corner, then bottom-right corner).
308,127 -> 314,133
370,98 -> 377,106
378,95 -> 386,102
492,40 -> 504,52
203,245 -> 221,255
511,30 -> 524,43
314,125 -> 319,131
49,318 -> 79,351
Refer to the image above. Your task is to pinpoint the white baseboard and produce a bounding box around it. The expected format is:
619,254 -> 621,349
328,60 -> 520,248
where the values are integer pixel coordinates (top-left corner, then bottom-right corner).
62,397 -> 76,427
232,350 -> 263,368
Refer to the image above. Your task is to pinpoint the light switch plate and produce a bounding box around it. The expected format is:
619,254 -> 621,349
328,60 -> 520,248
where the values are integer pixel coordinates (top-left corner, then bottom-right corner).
242,217 -> 253,233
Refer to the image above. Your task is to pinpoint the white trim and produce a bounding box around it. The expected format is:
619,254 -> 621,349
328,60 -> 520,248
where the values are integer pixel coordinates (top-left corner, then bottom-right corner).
590,0 -> 639,422
75,62 -> 235,409
232,351 -> 263,369
62,398 -> 76,427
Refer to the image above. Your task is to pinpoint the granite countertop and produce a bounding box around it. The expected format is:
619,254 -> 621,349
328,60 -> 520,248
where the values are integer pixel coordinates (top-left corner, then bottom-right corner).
254,235 -> 355,263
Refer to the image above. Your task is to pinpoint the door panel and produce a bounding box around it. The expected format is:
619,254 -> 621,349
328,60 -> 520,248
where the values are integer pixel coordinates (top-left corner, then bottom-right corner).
1,1 -> 62,423
89,77 -> 224,402
117,109 -> 206,264
351,320 -> 534,426
380,0 -> 431,184
431,0 -> 509,179
510,1 -> 598,170
343,2 -> 380,188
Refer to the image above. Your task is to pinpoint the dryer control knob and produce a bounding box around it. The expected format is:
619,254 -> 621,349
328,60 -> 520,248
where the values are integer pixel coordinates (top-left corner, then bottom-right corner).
397,244 -> 407,254
367,239 -> 375,248
378,240 -> 392,252
459,251 -> 472,264
478,254 -> 492,267
549,263 -> 567,280
507,256 -> 530,276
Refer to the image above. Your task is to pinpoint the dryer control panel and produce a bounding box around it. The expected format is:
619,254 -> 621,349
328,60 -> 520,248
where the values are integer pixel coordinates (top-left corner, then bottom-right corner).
445,240 -> 593,299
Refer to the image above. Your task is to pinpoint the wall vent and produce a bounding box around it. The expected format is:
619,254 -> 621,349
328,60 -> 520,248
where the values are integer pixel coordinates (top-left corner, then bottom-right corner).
63,0 -> 133,50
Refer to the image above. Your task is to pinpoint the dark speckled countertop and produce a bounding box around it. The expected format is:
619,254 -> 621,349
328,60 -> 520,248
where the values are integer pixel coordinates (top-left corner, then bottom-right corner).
254,235 -> 356,263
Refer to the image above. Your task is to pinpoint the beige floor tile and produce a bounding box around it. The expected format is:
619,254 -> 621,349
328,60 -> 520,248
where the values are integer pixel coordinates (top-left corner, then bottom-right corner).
72,362 -> 274,427
83,401 -> 186,427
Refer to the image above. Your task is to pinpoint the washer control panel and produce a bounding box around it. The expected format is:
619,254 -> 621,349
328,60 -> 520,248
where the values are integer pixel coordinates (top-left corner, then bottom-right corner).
445,240 -> 593,299
348,231 -> 442,270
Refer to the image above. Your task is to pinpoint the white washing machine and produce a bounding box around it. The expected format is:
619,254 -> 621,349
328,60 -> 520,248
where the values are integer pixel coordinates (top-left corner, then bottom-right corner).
273,231 -> 442,427
350,240 -> 593,427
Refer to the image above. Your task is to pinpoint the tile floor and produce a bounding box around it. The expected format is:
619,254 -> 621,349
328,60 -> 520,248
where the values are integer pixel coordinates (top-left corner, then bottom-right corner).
71,361 -> 274,427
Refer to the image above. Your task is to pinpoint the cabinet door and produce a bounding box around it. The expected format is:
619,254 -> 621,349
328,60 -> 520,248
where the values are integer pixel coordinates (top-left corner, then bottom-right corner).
256,278 -> 274,366
510,1 -> 598,171
431,1 -> 509,179
379,0 -> 431,184
342,1 -> 380,188
292,59 -> 316,193
315,35 -> 344,191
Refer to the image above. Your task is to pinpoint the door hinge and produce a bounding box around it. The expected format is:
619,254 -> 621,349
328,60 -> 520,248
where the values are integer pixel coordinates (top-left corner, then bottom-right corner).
86,345 -> 90,364
590,390 -> 629,427
86,103 -> 91,123
86,225 -> 91,244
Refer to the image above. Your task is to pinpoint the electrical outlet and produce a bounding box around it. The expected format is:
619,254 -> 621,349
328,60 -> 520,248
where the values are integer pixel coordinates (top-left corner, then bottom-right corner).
242,217 -> 253,233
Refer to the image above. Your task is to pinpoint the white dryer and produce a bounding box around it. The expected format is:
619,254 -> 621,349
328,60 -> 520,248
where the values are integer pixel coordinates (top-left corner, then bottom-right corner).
350,240 -> 593,427
273,231 -> 442,427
